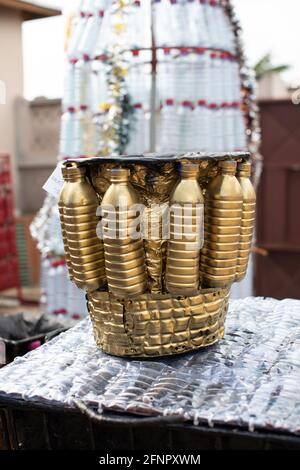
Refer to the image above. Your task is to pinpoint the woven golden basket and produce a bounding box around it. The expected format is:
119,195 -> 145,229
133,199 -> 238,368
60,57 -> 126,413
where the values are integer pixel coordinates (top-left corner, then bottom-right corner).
88,288 -> 230,357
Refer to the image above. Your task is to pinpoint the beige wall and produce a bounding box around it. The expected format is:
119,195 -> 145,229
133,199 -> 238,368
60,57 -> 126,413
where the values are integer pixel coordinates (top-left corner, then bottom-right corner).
0,6 -> 23,191
16,97 -> 60,213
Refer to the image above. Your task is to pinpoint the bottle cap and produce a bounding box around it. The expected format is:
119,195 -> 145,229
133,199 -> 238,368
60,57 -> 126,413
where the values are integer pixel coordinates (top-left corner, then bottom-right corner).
110,168 -> 130,183
237,161 -> 251,176
182,100 -> 193,108
180,47 -> 189,55
63,163 -> 86,181
180,163 -> 199,178
219,160 -> 237,174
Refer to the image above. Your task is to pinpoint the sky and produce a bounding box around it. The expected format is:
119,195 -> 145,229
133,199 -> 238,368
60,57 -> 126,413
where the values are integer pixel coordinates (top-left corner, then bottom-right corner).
22,0 -> 300,100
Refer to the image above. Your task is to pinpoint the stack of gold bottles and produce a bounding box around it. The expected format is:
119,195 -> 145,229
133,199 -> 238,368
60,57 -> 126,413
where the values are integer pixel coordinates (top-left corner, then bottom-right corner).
59,153 -> 256,357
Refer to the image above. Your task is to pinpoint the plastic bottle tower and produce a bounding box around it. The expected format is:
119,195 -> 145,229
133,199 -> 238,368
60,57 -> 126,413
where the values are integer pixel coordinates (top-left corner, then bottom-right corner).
31,0 -> 260,318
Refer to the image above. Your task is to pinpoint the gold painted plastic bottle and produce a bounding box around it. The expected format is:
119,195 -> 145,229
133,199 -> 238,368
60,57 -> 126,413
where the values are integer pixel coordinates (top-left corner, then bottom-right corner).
201,160 -> 243,287
59,165 -> 76,280
235,162 -> 256,282
166,163 -> 204,295
101,168 -> 147,297
59,163 -> 105,292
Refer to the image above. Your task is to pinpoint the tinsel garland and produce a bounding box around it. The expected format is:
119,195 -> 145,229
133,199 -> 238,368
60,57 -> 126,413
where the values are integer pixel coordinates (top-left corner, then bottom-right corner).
224,0 -> 262,189
99,48 -> 134,155
98,0 -> 134,156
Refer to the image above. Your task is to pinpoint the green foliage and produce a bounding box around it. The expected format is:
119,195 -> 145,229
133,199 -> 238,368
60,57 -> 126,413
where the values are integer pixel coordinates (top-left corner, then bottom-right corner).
254,53 -> 290,80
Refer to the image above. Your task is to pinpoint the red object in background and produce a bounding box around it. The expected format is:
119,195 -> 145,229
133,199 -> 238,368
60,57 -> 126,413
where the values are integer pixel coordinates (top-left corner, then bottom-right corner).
0,188 -> 5,225
4,188 -> 14,222
0,227 -> 10,258
0,154 -> 21,297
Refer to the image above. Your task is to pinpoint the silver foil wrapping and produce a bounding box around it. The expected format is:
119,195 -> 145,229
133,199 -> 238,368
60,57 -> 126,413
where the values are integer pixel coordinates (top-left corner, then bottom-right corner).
0,297 -> 299,435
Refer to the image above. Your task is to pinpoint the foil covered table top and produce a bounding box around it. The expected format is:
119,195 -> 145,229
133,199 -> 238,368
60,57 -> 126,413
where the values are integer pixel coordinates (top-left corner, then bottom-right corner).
0,297 -> 299,436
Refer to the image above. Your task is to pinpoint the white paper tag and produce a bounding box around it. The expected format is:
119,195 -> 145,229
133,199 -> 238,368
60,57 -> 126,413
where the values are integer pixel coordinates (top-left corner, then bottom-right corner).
43,163 -> 64,198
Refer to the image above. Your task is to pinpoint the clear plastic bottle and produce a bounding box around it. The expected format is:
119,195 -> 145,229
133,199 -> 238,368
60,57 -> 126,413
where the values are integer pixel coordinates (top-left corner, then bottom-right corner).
67,0 -> 94,60
214,0 -> 229,50
194,100 -> 209,151
209,103 -> 223,152
101,168 -> 147,297
196,0 -> 210,46
210,52 -> 223,107
222,53 -> 233,105
78,0 -> 108,60
62,60 -> 77,111
91,109 -> 106,156
232,58 -> 242,103
46,259 -> 57,316
166,163 -> 204,295
159,99 -> 179,152
174,49 -> 194,102
74,59 -> 92,109
221,2 -> 236,53
127,51 -> 145,106
126,103 -> 149,154
40,256 -> 50,314
54,260 -> 68,318
177,100 -> 195,151
233,102 -> 247,151
153,0 -> 171,47
59,107 -> 77,159
169,0 -> 189,46
186,0 -> 200,47
66,275 -> 87,320
223,102 -> 236,152
201,160 -> 243,287
126,0 -> 151,49
204,0 -> 220,49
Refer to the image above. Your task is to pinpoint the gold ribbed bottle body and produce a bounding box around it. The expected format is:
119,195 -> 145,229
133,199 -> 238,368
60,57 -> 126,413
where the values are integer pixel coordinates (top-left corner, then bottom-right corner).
235,163 -> 256,282
201,161 -> 243,287
59,164 -> 105,292
58,174 -> 74,280
101,169 -> 147,298
166,164 -> 204,296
